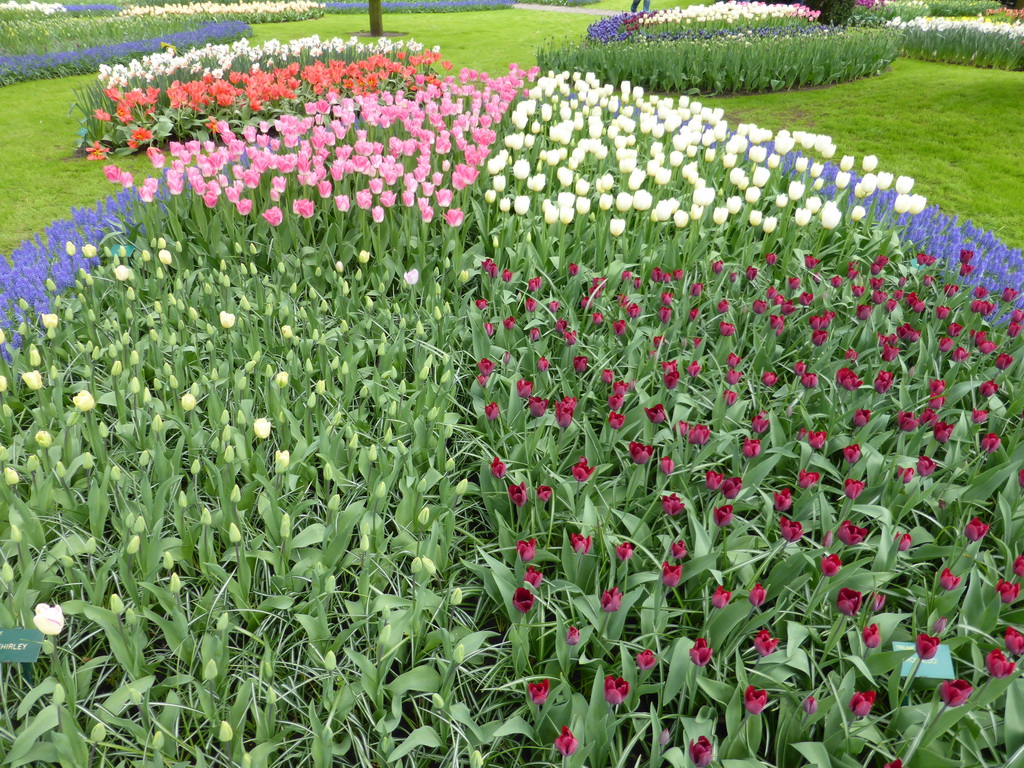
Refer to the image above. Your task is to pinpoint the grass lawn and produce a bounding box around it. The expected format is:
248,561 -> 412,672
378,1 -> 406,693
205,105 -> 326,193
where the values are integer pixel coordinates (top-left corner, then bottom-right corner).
0,8 -> 1021,255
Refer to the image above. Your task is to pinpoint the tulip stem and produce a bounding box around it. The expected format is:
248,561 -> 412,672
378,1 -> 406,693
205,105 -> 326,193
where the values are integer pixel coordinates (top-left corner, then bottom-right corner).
901,700 -> 945,767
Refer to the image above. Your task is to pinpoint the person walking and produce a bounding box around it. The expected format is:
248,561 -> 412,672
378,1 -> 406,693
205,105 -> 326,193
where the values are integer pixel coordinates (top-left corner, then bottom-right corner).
630,0 -> 651,12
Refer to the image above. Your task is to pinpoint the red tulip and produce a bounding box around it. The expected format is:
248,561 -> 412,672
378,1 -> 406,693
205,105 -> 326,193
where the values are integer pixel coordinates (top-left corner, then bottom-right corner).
659,457 -> 675,475
670,540 -> 688,560
629,442 -> 654,465
773,488 -> 793,512
478,358 -> 495,376
917,456 -> 937,477
933,421 -> 954,443
713,505 -> 734,527
749,583 -> 767,608
512,587 -> 535,614
636,649 -> 657,670
555,397 -> 577,428
662,493 -> 685,516
689,735 -> 714,767
566,626 -> 580,646
744,685 -> 768,715
537,486 -> 552,502
554,726 -> 578,757
939,679 -> 972,707
895,532 -> 913,551
807,431 -> 827,450
645,404 -> 667,424
688,423 -> 711,445
836,588 -> 863,617
849,690 -> 876,717
516,379 -> 533,399
836,367 -> 862,391
843,444 -> 862,465
601,587 -> 623,612
615,542 -> 634,562
821,554 -> 842,577
916,634 -> 941,660
798,470 -> 820,489
484,402 -> 500,420
571,457 -> 595,483
690,638 -> 712,667
712,586 -> 732,609
570,533 -> 592,555
517,539 -> 537,562
662,561 -> 683,588
751,411 -> 770,433
852,409 -> 871,427
838,520 -> 868,546
742,438 -> 761,458
604,675 -> 630,707
491,457 -> 507,478
940,568 -> 961,591
528,397 -> 548,418
524,566 -> 543,588
527,678 -> 549,705
722,477 -> 742,499
981,433 -> 1002,454
753,629 -> 779,657
508,483 -> 528,508
965,517 -> 990,542
987,649 -> 1017,678
874,370 -> 894,394
1007,627 -> 1024,656
997,579 -> 1020,604
863,623 -> 881,648
779,516 -> 803,543
1014,555 -> 1024,579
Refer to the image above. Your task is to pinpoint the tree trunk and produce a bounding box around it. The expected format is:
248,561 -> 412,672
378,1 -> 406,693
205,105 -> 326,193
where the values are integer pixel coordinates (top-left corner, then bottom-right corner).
368,0 -> 384,36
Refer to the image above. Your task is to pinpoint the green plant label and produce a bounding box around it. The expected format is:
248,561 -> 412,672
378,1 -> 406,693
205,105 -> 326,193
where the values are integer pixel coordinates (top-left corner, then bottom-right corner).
892,642 -> 955,679
0,629 -> 44,663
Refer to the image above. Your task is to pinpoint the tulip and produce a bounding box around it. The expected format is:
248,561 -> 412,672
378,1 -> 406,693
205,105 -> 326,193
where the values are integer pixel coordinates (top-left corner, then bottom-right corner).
940,568 -> 961,591
571,457 -> 595,483
712,586 -> 732,609
636,649 -> 657,670
748,583 -> 767,608
253,418 -> 272,439
753,630 -> 778,657
601,588 -> 623,612
939,679 -> 972,707
690,638 -> 712,667
604,675 -> 630,707
1007,627 -> 1024,656
820,554 -> 842,577
916,634 -> 941,660
527,679 -> 550,706
517,539 -> 537,562
863,624 -> 881,648
838,521 -> 868,546
844,478 -> 866,500
508,483 -> 528,508
491,457 -> 507,479
616,542 -> 634,562
713,505 -> 734,527
987,649 -> 1017,678
570,534 -> 592,555
744,685 -> 768,715
997,579 -> 1020,604
965,517 -> 990,542
836,588 -> 862,617
73,390 -> 97,412
779,516 -> 803,543
554,726 -> 578,757
981,433 -> 1002,454
511,587 -> 535,614
689,735 -> 713,767
662,561 -> 683,588
32,603 -> 65,636
849,690 -> 876,717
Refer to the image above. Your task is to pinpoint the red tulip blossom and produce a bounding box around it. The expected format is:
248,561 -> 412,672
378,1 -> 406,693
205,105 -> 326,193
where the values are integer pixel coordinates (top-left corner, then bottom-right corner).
689,736 -> 714,767
524,566 -> 543,588
616,542 -> 634,562
939,679 -> 973,707
527,679 -> 549,705
722,477 -> 743,499
537,486 -> 552,502
491,457 -> 507,478
713,505 -> 734,527
570,533 -> 592,555
629,442 -> 655,465
863,624 -> 881,648
1007,627 -> 1024,656
662,494 -> 685,516
712,586 -> 732,609
690,638 -> 712,667
566,626 -> 580,646
604,675 -> 630,707
528,397 -> 548,418
484,402 -> 500,420
916,634 -> 941,660
554,397 -> 577,428
512,587 -> 535,614
798,470 -> 820,489
779,516 -> 804,543
662,561 -> 683,588
571,457 -> 595,483
965,517 -> 990,542
744,685 -> 769,715
688,424 -> 711,445
773,488 -> 793,512
849,690 -> 876,717
749,583 -> 767,608
554,726 -> 578,757
838,520 -> 868,546
670,540 -> 688,559
836,588 -> 863,617
821,554 -> 842,577
753,630 -> 779,657
517,539 -> 537,562
997,579 -> 1020,604
843,444 -> 862,465
987,649 -> 1017,678
940,568 -> 962,591
645,404 -> 667,424
852,409 -> 872,427
836,367 -> 862,390
981,433 -> 1002,454
895,533 -> 913,551
508,483 -> 528,508
601,587 -> 623,612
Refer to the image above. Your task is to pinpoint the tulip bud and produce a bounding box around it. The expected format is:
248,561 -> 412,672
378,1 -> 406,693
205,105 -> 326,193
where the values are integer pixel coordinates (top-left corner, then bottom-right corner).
181,393 -> 197,411
455,479 -> 469,495
90,723 -> 107,744
110,594 -> 125,615
204,659 -> 219,681
127,535 -> 141,555
218,722 -> 233,742
169,572 -> 181,593
451,587 -> 463,605
4,467 -> 19,486
228,523 -> 242,544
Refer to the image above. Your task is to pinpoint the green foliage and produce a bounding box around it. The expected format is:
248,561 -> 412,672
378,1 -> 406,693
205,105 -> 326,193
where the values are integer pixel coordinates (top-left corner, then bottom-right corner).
0,13 -> 217,56
802,0 -> 856,25
536,27 -> 900,94
894,18 -> 1024,70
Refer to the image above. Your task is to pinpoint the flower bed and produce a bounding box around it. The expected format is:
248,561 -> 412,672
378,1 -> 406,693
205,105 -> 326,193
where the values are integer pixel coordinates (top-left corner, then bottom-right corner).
323,0 -> 514,12
538,23 -> 900,94
118,0 -> 324,21
852,0 -> 1003,22
889,15 -> 1024,69
587,2 -> 821,43
74,36 -> 446,153
0,17 -> 249,85
3,66 -> 1024,768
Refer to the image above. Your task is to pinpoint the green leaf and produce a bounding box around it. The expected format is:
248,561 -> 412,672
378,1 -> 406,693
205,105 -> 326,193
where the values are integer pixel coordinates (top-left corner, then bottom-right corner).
385,725 -> 441,762
1006,679 -> 1024,753
6,704 -> 58,767
793,741 -> 833,768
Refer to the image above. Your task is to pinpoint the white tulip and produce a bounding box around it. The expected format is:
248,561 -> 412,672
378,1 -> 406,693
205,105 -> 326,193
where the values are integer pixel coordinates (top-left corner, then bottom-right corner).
749,210 -> 763,227
851,205 -> 867,222
484,190 -> 496,204
909,194 -> 927,214
499,197 -> 511,212
576,197 -> 591,215
610,218 -> 626,237
787,181 -> 805,200
745,187 -> 761,204
805,197 -> 822,214
762,216 -> 778,234
512,160 -> 530,180
893,194 -> 912,214
543,205 -> 559,225
726,196 -> 742,215
575,179 -> 590,196
839,156 -> 854,172
557,167 -> 573,187
615,192 -> 633,212
599,193 -> 613,211
673,210 -> 690,228
514,196 -> 530,215
33,604 -> 65,636
794,157 -> 809,173
862,155 -> 878,172
775,194 -> 789,208
794,208 -> 812,226
693,187 -> 715,207
712,207 -> 728,226
876,172 -> 893,191
835,172 -> 851,190
633,190 -> 653,211
492,176 -> 506,193
752,166 -> 771,187
895,175 -> 914,194
820,203 -> 842,230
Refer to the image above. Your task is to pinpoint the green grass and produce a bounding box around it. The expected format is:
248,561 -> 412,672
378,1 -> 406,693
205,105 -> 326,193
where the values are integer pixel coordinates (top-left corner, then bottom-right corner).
0,9 -> 1021,255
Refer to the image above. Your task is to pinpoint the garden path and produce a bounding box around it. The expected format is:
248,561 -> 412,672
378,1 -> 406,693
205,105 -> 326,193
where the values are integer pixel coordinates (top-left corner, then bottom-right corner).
514,3 -> 617,13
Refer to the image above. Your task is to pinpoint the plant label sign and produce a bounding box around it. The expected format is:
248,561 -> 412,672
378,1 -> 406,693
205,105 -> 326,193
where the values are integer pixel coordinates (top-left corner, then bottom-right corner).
892,642 -> 955,679
0,628 -> 44,663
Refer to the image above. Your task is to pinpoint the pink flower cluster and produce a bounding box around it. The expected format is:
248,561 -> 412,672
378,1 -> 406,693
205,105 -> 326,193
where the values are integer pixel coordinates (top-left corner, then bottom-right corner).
110,66 -> 538,229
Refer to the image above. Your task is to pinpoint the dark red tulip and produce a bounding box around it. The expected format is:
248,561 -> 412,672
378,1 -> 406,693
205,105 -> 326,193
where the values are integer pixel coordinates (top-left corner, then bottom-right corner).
744,686 -> 768,715
690,638 -> 712,667
762,371 -> 778,387
836,588 -> 863,616
517,539 -> 537,562
712,586 -> 732,608
749,583 -> 767,608
798,470 -> 820,489
917,456 -> 937,477
491,457 -> 507,478
843,444 -> 862,465
516,379 -> 533,399
554,726 -> 578,756
689,735 -> 713,767
713,505 -> 734,527
662,561 -> 683,588
528,397 -> 548,418
772,488 -> 792,512
662,494 -> 685,516
601,587 -> 623,612
527,678 -> 549,705
524,566 -> 543,588
987,649 -> 1016,678
751,411 -> 769,433
478,358 -> 495,376
512,587 -> 535,614
807,431 -> 827,450
939,679 -> 972,707
1014,555 -> 1024,579
821,554 -> 842,577
537,357 -> 550,372
874,370 -> 894,394
604,675 -> 630,707
554,397 -> 577,428
637,649 -> 657,670
615,542 -> 634,562
838,520 -> 868,546
508,483 -> 528,508
670,540 -> 688,559
916,634 -> 941,660
629,442 -> 654,465
570,533 -> 592,555
659,457 -> 675,475
836,367 -> 862,391
722,477 -> 742,499
706,470 -> 724,490
779,516 -> 803,543
997,579 -> 1020,604
608,411 -> 625,429
645,404 -> 667,424
981,433 -> 1002,454
753,630 -> 778,657
689,424 -> 711,445
571,457 -> 594,483
484,402 -> 500,420
1007,627 -> 1024,656
895,533 -> 913,551
566,626 -> 580,646
933,421 -> 954,443
844,478 -> 866,500
940,568 -> 961,591
742,438 -> 761,459
852,409 -> 871,427
965,517 -> 990,542
849,690 -> 876,717
536,486 -> 552,502
863,623 -> 881,648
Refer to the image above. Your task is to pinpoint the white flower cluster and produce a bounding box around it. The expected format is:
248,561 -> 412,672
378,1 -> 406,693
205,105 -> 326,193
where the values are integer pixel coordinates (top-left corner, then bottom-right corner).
887,15 -> 1024,35
97,34 -> 429,88
0,1 -> 66,13
485,73 -> 925,233
634,1 -> 820,27
119,0 -> 320,17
